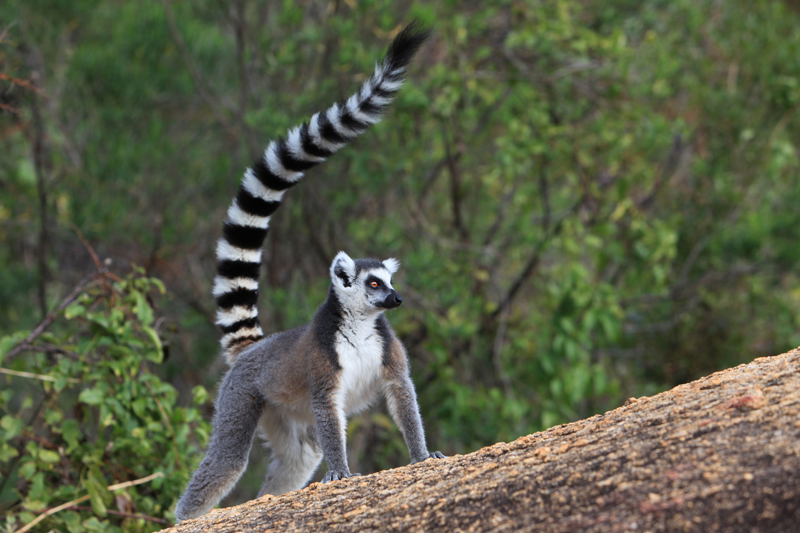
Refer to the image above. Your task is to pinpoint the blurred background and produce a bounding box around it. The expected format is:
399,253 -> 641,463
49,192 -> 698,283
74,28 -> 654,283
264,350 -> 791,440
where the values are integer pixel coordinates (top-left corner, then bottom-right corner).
2,0 -> 800,529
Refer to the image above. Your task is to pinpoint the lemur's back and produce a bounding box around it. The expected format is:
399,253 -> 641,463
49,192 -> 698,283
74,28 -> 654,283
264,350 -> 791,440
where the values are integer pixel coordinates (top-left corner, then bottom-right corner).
234,325 -> 312,406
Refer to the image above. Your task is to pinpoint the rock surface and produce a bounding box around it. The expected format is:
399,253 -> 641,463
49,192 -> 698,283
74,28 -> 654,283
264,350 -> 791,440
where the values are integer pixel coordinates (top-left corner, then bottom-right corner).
164,349 -> 800,532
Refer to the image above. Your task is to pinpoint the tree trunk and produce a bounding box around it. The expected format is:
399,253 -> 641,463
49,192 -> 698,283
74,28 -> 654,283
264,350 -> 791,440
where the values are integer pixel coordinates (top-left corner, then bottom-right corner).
165,349 -> 800,532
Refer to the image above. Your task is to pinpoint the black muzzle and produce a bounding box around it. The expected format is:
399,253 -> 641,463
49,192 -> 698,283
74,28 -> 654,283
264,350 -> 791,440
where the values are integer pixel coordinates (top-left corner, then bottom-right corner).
381,290 -> 403,309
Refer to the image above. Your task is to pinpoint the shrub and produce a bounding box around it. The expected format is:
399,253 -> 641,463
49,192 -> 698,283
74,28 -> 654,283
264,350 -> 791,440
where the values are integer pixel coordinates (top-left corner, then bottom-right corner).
0,268 -> 210,532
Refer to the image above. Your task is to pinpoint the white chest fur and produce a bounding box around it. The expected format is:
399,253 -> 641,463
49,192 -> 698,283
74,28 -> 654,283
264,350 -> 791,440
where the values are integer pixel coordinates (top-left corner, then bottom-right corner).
335,315 -> 384,415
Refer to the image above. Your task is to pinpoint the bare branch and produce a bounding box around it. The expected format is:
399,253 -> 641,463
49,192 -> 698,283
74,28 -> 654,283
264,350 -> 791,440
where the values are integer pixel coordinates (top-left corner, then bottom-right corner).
19,429 -> 59,449
25,64 -> 51,319
637,134 -> 685,210
3,271 -> 99,362
491,307 -> 513,398
0,367 -> 80,384
16,342 -> 81,360
0,101 -> 20,114
481,171 -> 525,247
491,200 -> 582,319
62,506 -> 169,525
71,223 -> 102,270
17,472 -> 165,533
442,124 -> 469,242
106,471 -> 165,491
418,88 -> 511,207
15,495 -> 93,533
0,72 -> 48,97
538,156 -> 551,232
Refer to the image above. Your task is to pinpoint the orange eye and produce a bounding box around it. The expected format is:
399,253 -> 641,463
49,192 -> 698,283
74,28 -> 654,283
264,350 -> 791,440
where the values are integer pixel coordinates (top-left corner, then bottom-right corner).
371,281 -> 378,288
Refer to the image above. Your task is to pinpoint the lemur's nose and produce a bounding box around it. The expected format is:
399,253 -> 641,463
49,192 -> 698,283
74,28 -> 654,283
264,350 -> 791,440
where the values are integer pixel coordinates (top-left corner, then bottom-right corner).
382,290 -> 403,309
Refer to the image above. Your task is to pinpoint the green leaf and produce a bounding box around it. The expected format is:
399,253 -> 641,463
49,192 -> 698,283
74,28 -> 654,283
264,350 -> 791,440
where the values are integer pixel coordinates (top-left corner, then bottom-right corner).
89,492 -> 107,517
39,449 -> 61,464
192,385 -> 208,405
132,398 -> 148,419
78,387 -> 104,406
86,471 -> 108,517
0,444 -> 19,461
62,511 -> 83,533
19,462 -> 37,480
82,517 -> 106,531
1,415 -> 23,439
22,500 -> 46,512
0,332 -> 27,362
133,290 -> 154,324
61,419 -> 82,451
142,325 -> 163,363
64,303 -> 86,319
54,374 -> 71,392
150,277 -> 166,294
16,158 -> 36,185
45,409 -> 63,426
17,512 -> 35,526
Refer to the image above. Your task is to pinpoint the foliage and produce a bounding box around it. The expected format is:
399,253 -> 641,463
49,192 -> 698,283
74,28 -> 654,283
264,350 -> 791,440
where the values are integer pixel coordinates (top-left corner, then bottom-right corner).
0,270 -> 210,531
1,0 -> 799,520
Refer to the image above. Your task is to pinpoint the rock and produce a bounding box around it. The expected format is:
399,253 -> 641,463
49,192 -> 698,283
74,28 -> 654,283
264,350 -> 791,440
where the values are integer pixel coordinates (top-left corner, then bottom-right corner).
164,349 -> 800,532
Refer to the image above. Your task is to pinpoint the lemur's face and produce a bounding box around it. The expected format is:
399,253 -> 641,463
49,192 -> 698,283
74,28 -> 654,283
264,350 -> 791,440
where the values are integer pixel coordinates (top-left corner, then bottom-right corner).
362,269 -> 402,310
330,252 -> 402,314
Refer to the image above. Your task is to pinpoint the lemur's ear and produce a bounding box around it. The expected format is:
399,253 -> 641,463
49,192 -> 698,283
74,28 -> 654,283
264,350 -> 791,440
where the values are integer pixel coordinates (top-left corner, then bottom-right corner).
330,251 -> 357,288
382,258 -> 400,274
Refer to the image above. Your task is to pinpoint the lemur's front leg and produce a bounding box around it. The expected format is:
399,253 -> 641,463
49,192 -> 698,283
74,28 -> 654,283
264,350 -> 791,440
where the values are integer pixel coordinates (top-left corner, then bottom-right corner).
311,384 -> 356,481
383,338 -> 445,464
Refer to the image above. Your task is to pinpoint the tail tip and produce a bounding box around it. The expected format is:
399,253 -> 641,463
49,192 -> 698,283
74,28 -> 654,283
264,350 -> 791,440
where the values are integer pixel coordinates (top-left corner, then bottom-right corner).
385,20 -> 431,70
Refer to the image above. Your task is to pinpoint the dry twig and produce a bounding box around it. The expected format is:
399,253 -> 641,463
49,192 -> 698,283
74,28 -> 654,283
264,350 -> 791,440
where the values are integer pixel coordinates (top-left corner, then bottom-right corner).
3,272 -> 98,362
15,472 -> 165,533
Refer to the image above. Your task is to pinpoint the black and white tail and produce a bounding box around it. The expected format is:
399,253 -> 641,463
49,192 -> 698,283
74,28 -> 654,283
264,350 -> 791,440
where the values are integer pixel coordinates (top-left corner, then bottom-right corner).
213,23 -> 430,365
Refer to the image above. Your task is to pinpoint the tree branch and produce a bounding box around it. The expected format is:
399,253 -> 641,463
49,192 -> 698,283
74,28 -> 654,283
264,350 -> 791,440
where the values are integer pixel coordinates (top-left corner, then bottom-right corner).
63,506 -> 169,525
442,124 -> 469,242
491,199 -> 582,319
0,367 -> 80,384
16,472 -> 165,533
3,271 -> 99,362
24,67 -> 50,319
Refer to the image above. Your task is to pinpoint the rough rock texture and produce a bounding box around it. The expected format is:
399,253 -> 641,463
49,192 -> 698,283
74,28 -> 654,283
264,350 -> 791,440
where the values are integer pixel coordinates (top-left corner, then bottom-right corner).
164,349 -> 800,532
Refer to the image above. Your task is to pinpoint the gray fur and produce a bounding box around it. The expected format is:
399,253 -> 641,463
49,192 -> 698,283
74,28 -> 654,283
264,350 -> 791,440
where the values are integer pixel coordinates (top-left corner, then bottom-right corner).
175,257 -> 445,522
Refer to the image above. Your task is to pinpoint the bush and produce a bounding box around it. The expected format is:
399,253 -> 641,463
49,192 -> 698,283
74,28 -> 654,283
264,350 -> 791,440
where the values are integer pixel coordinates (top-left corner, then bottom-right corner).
0,268 -> 210,532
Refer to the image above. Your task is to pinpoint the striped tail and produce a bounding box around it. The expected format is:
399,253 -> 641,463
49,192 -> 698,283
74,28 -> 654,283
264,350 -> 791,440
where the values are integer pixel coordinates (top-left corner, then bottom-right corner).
213,22 -> 430,365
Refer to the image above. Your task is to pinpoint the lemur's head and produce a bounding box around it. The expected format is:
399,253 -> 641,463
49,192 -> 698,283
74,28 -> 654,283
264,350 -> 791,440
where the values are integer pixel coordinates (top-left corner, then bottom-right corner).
329,251 -> 402,314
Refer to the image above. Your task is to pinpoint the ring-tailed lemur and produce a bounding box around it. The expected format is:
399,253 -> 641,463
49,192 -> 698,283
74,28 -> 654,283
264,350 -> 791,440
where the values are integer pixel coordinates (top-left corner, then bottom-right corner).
175,23 -> 444,522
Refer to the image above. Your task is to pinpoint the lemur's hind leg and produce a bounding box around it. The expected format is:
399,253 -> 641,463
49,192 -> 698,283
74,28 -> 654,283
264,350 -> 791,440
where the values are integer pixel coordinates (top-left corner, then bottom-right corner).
175,374 -> 264,522
258,415 -> 323,496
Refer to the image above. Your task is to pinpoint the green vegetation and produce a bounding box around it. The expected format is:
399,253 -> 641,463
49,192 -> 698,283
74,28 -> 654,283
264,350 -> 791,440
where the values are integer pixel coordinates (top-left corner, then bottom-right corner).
1,0 -> 799,529
0,270 -> 210,531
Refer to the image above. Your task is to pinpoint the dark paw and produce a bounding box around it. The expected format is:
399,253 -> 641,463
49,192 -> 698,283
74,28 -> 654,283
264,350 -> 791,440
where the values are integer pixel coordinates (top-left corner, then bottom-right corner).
411,451 -> 447,464
322,470 -> 360,483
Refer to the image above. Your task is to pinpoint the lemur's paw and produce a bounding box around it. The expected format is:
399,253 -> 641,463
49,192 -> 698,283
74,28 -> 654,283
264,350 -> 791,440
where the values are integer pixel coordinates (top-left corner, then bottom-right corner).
322,470 -> 360,483
411,451 -> 447,464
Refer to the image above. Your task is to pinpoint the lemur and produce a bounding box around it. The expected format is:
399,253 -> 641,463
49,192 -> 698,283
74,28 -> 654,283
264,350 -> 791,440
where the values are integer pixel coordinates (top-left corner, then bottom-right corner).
175,23 -> 444,522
